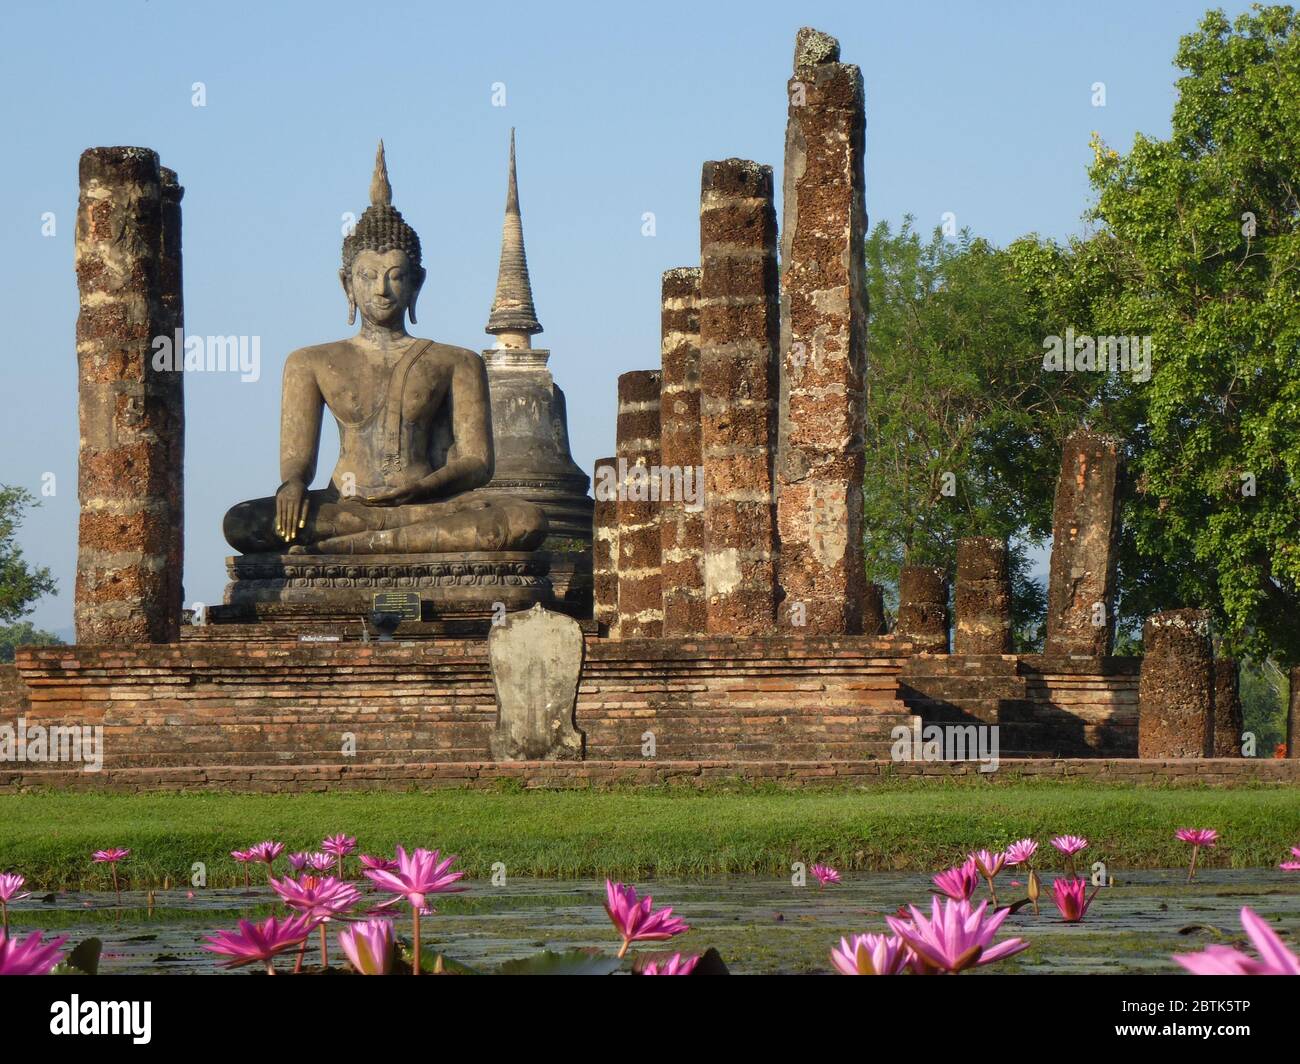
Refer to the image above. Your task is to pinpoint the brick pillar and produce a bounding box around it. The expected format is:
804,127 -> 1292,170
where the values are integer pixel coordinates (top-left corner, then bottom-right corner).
615,371 -> 663,638
954,537 -> 1013,655
896,565 -> 948,652
1211,659 -> 1243,758
592,456 -> 619,635
1045,429 -> 1122,657
862,582 -> 885,636
699,159 -> 779,636
1138,609 -> 1213,758
75,147 -> 184,644
659,267 -> 706,637
776,27 -> 868,635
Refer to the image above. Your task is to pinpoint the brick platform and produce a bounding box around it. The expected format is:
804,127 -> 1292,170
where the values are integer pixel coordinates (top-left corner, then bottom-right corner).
4,636 -> 920,769
1,758 -> 1295,794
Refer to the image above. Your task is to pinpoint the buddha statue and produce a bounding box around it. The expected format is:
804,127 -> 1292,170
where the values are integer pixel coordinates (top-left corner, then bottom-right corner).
222,143 -> 548,556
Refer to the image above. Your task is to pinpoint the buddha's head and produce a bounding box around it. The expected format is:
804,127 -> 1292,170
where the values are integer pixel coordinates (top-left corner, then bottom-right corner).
340,141 -> 426,327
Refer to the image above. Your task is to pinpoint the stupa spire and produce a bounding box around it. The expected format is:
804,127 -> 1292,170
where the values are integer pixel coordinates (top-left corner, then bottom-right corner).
486,129 -> 542,347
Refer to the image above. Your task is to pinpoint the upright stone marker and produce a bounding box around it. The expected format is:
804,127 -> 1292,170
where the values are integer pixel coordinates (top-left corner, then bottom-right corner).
954,537 -> 1013,655
75,147 -> 184,644
489,604 -> 585,760
1045,429 -> 1122,657
862,582 -> 886,636
777,27 -> 868,635
699,159 -> 780,636
896,564 -> 949,652
1138,609 -> 1213,758
592,456 -> 619,635
615,371 -> 663,638
659,267 -> 707,637
1211,659 -> 1244,758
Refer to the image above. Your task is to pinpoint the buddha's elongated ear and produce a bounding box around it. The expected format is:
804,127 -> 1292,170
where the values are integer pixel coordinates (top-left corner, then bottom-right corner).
408,266 -> 427,326
339,267 -> 356,326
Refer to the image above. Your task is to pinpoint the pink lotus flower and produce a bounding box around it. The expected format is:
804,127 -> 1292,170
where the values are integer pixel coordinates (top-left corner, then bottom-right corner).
364,847 -> 466,976
322,835 -> 357,878
830,933 -> 912,975
92,848 -> 129,900
932,858 -> 980,901
1280,847 -> 1300,872
640,952 -> 700,975
604,880 -> 689,959
1174,907 -> 1300,975
811,864 -> 841,888
338,918 -> 394,975
322,834 -> 357,857
304,852 -> 336,874
230,849 -> 254,888
1051,835 -> 1088,874
0,929 -> 68,975
1050,876 -> 1098,922
970,849 -> 1006,905
0,873 -> 30,929
248,840 -> 285,867
270,873 -> 362,969
288,852 -> 309,873
1176,827 -> 1219,882
270,875 -> 362,920
1004,838 -> 1038,866
359,854 -> 399,872
886,897 -> 1029,974
204,914 -> 319,975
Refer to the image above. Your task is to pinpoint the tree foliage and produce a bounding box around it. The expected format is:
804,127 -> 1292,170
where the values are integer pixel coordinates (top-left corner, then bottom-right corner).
0,485 -> 59,661
1087,4 -> 1300,663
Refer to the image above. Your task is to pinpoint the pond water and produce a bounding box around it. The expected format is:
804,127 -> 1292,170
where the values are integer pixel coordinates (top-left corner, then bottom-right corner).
8,870 -> 1299,974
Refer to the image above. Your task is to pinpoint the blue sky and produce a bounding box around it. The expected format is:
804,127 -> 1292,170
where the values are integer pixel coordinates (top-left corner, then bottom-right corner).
0,0 -> 1255,632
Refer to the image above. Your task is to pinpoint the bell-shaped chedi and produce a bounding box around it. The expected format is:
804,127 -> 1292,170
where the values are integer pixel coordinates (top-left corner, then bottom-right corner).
481,130 -> 594,558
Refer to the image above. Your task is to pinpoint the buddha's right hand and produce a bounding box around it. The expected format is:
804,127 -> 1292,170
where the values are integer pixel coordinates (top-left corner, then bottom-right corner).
275,480 -> 309,542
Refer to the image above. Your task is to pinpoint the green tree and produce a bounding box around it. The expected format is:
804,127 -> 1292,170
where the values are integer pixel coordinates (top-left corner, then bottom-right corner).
0,485 -> 60,662
1088,5 -> 1300,664
862,219 -> 1102,646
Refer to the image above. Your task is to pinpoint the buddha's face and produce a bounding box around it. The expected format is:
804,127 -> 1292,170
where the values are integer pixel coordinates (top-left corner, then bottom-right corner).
342,249 -> 424,328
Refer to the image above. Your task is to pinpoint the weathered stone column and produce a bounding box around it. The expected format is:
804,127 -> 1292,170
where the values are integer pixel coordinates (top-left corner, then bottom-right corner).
615,371 -> 663,638
954,537 -> 1013,655
862,582 -> 886,636
776,27 -> 868,635
1138,609 -> 1213,758
659,267 -> 707,637
896,564 -> 948,651
74,147 -> 184,644
1045,429 -> 1122,657
1211,659 -> 1243,758
699,159 -> 780,636
592,456 -> 619,635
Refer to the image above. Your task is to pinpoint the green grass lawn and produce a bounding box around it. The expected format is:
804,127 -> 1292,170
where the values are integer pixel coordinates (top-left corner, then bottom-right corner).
2,779 -> 1297,888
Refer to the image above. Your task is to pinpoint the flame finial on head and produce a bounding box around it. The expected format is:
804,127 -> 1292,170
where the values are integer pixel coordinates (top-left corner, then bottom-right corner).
370,139 -> 392,207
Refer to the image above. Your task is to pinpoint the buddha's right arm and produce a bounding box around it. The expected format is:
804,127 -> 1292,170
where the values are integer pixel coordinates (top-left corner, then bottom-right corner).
279,351 -> 324,488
